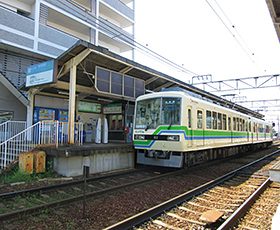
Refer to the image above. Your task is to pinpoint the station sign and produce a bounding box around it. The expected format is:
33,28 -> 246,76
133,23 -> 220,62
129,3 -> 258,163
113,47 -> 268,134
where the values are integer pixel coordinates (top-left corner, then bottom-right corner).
103,103 -> 122,114
78,101 -> 101,113
26,60 -> 57,87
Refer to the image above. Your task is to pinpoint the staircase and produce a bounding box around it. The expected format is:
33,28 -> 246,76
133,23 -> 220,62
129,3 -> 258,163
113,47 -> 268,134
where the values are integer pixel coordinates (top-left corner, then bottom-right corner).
0,120 -> 83,171
0,121 -> 27,143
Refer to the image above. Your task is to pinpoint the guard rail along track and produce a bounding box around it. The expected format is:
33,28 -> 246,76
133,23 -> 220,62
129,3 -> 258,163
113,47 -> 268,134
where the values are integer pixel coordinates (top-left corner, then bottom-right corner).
105,149 -> 280,230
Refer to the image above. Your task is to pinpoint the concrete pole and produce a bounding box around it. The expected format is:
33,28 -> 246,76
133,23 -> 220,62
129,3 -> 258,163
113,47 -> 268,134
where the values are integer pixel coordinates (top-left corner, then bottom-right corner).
68,61 -> 77,144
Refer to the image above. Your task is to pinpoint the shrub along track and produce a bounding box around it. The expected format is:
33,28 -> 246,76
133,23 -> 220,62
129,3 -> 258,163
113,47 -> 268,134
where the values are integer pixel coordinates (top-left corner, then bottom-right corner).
1,145 -> 280,230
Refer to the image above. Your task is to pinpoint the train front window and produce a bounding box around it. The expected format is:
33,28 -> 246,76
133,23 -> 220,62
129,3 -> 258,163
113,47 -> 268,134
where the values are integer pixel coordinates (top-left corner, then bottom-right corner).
135,97 -> 181,129
161,98 -> 181,126
135,98 -> 161,129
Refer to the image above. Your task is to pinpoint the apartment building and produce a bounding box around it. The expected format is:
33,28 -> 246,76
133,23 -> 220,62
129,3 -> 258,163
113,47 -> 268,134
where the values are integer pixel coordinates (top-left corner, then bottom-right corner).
0,0 -> 135,122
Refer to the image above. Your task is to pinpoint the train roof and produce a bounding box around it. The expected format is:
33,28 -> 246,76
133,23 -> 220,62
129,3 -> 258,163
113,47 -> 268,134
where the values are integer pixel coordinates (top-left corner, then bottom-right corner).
136,88 -> 267,123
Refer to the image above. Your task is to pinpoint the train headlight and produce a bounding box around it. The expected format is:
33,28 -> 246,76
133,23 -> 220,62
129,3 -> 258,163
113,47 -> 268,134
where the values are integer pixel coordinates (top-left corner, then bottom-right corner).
134,134 -> 145,140
166,135 -> 180,141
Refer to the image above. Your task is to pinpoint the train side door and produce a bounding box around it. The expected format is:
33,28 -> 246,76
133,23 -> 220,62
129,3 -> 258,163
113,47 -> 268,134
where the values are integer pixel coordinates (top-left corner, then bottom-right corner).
187,107 -> 193,147
196,109 -> 204,146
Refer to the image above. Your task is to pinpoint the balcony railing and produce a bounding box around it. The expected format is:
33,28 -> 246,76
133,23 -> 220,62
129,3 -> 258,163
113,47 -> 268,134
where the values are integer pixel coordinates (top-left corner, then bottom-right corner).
101,0 -> 134,20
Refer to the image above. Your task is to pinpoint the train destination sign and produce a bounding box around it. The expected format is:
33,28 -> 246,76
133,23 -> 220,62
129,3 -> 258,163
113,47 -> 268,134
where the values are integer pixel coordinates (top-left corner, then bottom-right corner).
26,60 -> 57,87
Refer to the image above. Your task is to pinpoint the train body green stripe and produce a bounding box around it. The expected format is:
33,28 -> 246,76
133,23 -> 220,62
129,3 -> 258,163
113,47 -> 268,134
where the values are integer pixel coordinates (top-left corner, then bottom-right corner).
134,125 -> 256,146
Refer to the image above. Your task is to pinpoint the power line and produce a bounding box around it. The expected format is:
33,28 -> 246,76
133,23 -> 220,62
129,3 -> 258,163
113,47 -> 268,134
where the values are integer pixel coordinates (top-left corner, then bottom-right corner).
204,0 -> 260,66
212,0 -> 255,56
61,0 -> 198,76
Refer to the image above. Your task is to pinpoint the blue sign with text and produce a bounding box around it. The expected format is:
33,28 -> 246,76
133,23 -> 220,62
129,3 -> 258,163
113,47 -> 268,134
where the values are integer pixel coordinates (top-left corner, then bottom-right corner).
26,60 -> 56,87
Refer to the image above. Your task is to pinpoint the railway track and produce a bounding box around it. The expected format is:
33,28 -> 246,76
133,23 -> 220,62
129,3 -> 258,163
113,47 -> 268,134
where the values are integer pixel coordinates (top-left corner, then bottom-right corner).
234,181 -> 280,230
106,149 -> 280,230
0,167 -> 180,221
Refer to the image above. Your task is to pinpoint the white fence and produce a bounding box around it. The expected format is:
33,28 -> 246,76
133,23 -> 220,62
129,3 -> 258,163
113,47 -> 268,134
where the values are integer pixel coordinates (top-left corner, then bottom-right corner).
0,121 -> 27,143
0,120 -> 83,170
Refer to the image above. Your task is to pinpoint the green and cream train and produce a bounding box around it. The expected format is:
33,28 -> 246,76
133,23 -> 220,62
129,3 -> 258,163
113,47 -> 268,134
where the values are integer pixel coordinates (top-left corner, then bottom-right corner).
133,88 -> 273,168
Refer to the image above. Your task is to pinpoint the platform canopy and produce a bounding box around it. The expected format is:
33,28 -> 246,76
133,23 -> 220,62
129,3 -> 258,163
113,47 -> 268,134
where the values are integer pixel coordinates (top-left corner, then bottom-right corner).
266,0 -> 280,43
34,40 -> 264,119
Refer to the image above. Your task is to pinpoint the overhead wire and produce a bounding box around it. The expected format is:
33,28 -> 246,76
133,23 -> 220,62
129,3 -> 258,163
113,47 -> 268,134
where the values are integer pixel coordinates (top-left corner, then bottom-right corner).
61,0 -> 198,76
204,0 -> 270,76
212,0 -> 255,56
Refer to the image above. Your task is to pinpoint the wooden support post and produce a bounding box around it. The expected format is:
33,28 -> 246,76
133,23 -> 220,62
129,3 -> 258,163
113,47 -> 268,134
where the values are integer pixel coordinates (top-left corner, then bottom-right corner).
68,62 -> 77,144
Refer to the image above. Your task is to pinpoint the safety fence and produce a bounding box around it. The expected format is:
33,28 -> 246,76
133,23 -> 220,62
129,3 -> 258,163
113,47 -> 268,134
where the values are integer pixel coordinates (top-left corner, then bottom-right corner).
0,120 -> 83,170
0,121 -> 27,143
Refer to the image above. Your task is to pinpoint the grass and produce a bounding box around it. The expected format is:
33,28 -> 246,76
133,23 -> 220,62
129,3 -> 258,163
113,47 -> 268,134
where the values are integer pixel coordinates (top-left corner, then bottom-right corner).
0,159 -> 56,184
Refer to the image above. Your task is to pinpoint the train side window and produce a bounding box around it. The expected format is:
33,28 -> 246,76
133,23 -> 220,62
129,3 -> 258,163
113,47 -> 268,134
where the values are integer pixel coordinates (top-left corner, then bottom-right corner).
188,109 -> 191,128
237,118 -> 240,131
217,113 -> 222,130
206,110 -> 212,129
197,110 -> 203,129
212,111 -> 217,129
228,117 -> 231,131
249,121 -> 251,132
222,114 -> 227,130
233,117 -> 236,131
243,120 -> 245,131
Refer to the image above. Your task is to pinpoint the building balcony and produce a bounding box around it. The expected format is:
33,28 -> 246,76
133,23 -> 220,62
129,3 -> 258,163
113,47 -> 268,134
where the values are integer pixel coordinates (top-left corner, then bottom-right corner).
0,6 -> 77,58
98,16 -> 133,42
43,0 -> 133,45
100,0 -> 134,22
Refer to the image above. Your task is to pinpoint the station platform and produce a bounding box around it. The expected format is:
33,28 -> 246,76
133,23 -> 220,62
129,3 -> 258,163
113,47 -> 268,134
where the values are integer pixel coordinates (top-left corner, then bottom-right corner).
40,143 -> 135,177
272,204 -> 280,230
269,161 -> 280,182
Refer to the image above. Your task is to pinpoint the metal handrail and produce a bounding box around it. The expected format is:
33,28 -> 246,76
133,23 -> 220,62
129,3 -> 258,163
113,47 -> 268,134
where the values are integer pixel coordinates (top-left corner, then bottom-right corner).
0,120 -> 83,170
0,120 -> 27,143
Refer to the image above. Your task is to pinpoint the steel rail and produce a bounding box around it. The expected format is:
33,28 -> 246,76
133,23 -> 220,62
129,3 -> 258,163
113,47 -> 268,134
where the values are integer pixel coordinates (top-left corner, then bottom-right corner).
217,178 -> 271,230
0,169 -> 140,199
0,168 -> 184,221
105,149 -> 280,230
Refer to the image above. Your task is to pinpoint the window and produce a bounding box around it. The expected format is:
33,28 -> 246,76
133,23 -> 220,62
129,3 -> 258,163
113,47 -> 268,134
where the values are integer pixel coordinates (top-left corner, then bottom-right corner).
236,118 -> 239,131
111,72 -> 122,95
222,114 -> 227,130
228,117 -> 231,131
188,109 -> 192,128
197,110 -> 203,129
206,110 -> 212,129
233,117 -> 236,131
96,68 -> 110,92
135,98 -> 161,129
135,97 -> 181,130
124,75 -> 134,97
161,98 -> 181,125
212,112 -> 217,129
249,121 -> 251,132
217,113 -> 222,130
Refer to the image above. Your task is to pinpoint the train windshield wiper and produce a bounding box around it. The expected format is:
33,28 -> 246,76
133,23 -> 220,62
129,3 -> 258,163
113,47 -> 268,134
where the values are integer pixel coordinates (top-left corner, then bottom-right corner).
167,122 -> 172,130
145,123 -> 151,131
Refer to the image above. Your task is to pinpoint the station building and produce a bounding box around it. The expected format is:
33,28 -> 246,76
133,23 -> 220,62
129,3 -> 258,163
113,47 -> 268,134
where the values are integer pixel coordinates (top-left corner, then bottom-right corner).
0,0 -> 135,123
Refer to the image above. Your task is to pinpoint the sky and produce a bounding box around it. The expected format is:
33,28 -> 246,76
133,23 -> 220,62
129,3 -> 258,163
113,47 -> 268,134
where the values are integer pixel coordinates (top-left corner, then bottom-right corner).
134,0 -> 280,123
